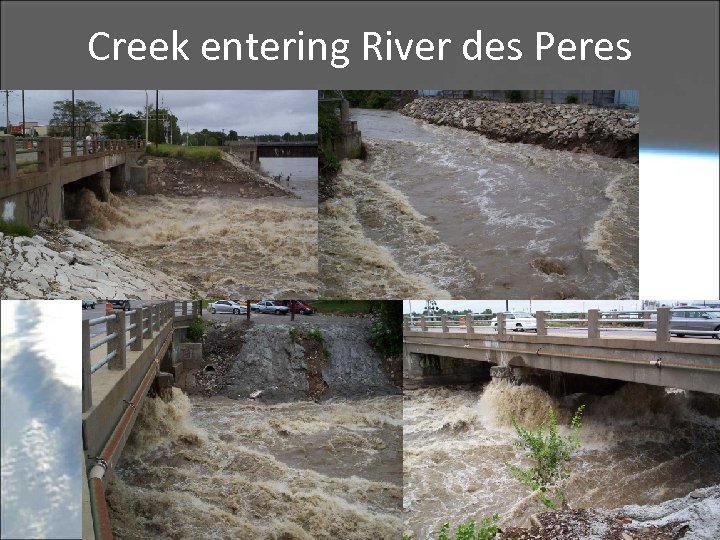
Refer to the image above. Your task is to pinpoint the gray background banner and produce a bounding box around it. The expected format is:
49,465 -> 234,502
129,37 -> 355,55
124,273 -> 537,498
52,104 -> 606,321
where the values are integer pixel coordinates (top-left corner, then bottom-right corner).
1,0 -> 718,149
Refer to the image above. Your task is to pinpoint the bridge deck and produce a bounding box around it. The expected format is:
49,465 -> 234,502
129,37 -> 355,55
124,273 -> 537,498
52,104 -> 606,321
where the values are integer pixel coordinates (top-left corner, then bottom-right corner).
405,327 -> 720,394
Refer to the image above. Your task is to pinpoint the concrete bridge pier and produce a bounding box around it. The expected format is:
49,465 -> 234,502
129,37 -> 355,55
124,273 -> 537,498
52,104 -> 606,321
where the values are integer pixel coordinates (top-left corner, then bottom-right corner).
109,164 -> 126,193
150,371 -> 174,401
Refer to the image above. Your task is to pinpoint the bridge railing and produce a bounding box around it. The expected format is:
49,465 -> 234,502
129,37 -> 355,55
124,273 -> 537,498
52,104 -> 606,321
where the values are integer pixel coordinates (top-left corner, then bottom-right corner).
83,301 -> 177,413
405,308 -> 720,342
0,135 -> 144,179
173,300 -> 202,318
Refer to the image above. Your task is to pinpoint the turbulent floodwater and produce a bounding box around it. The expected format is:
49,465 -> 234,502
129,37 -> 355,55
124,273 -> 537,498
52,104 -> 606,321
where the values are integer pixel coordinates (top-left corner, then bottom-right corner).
260,157 -> 319,207
107,389 -> 403,539
322,109 -> 638,299
404,382 -> 720,539
76,190 -> 317,298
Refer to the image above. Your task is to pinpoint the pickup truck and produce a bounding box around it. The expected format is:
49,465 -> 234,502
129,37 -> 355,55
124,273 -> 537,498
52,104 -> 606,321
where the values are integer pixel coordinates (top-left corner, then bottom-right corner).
252,300 -> 289,315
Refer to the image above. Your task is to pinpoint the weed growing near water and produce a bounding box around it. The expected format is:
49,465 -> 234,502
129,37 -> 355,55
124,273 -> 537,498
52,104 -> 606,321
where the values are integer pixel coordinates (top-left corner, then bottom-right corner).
405,514 -> 500,540
505,405 -> 585,509
186,318 -> 205,342
0,219 -> 33,237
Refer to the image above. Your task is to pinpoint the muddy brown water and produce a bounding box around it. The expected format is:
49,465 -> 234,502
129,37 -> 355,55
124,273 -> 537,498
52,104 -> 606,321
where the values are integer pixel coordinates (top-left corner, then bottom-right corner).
106,389 -> 403,539
328,109 -> 638,299
403,382 -> 720,539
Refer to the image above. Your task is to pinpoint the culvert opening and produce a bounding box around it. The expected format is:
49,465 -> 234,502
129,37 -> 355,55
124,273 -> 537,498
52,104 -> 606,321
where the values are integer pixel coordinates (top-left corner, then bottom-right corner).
204,365 -> 216,373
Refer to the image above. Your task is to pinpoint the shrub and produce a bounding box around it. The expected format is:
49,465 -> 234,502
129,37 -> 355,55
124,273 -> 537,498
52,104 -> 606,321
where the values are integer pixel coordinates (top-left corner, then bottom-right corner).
370,301 -> 403,358
186,318 -> 205,342
406,514 -> 500,540
308,328 -> 324,344
565,94 -> 579,104
505,405 -> 585,509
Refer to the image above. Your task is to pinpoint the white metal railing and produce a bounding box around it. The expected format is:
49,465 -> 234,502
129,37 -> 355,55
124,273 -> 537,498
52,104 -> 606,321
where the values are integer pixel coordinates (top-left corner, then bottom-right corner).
82,300 -> 202,413
405,308 -> 720,341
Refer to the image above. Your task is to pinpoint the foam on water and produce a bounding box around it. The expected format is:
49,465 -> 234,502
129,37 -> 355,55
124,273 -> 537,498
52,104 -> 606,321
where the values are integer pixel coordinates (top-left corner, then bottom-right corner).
74,191 -> 318,297
319,159 -> 484,298
347,109 -> 639,298
107,390 -> 402,539
404,382 -> 720,539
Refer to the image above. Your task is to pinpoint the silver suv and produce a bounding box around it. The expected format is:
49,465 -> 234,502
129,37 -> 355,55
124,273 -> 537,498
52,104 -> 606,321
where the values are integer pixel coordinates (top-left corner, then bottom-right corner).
649,306 -> 720,338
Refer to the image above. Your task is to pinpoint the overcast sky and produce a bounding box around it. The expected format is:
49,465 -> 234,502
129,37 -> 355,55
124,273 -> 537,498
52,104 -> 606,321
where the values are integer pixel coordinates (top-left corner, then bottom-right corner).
1,90 -> 317,135
402,299 -> 718,314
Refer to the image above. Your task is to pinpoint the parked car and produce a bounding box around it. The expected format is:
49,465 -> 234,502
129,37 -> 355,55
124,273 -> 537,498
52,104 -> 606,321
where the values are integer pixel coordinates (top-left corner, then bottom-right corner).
491,312 -> 537,332
254,300 -> 289,315
208,300 -> 247,315
279,300 -> 314,315
82,299 -> 96,310
648,307 -> 720,338
107,299 -> 131,311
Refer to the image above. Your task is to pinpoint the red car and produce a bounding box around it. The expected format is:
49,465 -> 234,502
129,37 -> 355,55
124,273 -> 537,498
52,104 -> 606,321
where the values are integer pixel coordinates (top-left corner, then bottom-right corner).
280,300 -> 314,315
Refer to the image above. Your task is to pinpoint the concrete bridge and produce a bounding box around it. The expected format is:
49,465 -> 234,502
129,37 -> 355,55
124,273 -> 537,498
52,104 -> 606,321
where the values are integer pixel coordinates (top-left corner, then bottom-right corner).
223,140 -> 317,164
82,300 -> 202,540
403,309 -> 720,395
0,136 -> 144,226
256,141 -> 318,158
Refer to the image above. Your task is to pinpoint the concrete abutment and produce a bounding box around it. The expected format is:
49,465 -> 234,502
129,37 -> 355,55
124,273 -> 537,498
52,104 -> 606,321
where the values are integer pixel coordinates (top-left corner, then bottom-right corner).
404,351 -> 491,385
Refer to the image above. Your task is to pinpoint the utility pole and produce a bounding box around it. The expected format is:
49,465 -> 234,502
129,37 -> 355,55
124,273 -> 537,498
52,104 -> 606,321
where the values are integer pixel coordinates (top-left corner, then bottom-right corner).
144,90 -> 149,145
155,90 -> 159,149
21,90 -> 25,137
4,90 -> 9,134
71,90 -> 75,140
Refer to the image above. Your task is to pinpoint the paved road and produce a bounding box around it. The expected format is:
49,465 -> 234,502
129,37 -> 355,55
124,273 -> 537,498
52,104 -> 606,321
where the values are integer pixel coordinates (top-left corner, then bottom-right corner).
202,310 -> 372,328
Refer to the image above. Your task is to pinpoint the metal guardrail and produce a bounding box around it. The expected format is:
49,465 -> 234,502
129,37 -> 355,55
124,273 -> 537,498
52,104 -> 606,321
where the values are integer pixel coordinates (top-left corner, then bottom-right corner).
406,308 -> 720,341
82,300 -> 201,413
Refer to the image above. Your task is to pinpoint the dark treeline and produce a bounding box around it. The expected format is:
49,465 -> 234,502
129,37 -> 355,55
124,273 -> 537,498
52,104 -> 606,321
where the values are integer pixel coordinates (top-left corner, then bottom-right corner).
184,130 -> 318,147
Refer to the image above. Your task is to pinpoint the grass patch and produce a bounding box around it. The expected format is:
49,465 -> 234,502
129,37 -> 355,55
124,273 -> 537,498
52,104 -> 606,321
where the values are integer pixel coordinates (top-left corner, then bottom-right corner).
312,300 -> 375,315
0,219 -> 33,237
146,144 -> 222,162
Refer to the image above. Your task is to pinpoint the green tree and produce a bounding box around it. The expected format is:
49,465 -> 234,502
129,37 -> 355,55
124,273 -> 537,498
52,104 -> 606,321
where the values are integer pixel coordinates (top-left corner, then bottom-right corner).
147,108 -> 181,144
102,109 -> 143,140
48,99 -> 102,137
505,405 -> 585,509
369,300 -> 403,358
227,129 -> 239,141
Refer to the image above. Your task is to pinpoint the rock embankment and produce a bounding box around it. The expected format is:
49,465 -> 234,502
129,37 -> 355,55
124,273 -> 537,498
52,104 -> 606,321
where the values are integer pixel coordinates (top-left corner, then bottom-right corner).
499,485 -> 720,540
0,223 -> 195,299
401,98 -> 639,159
222,320 -> 399,403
